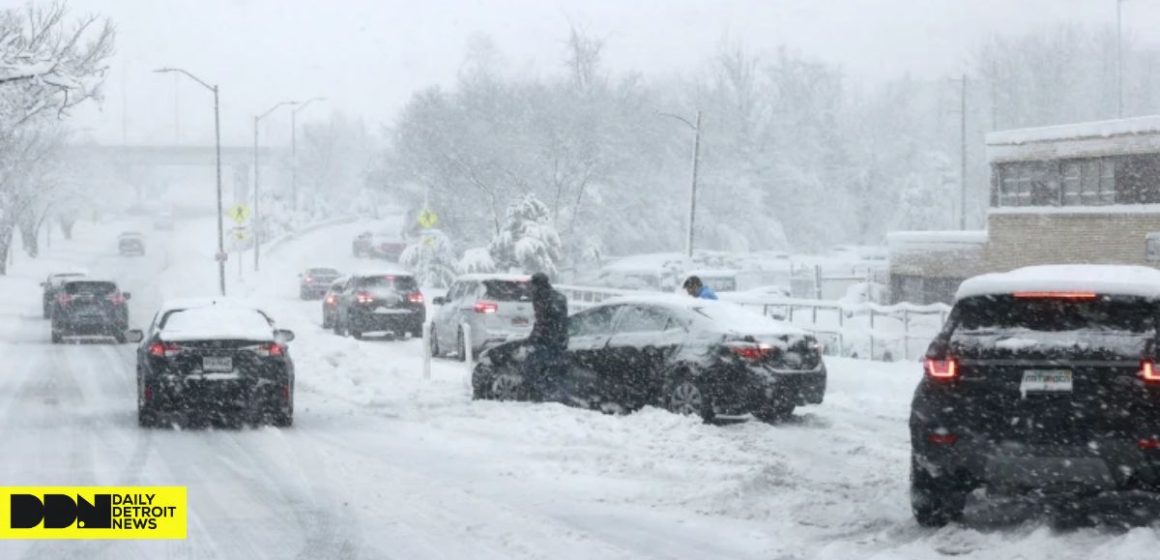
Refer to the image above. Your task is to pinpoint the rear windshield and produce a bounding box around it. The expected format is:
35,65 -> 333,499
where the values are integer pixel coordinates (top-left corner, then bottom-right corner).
484,280 -> 531,301
308,268 -> 339,276
358,275 -> 417,291
950,295 -> 1158,356
64,282 -> 117,295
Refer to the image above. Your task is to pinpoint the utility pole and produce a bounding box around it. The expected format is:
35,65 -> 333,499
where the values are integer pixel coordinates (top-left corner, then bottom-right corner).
253,100 -> 298,272
155,67 -> 227,295
290,97 -> 326,212
1117,0 -> 1125,118
658,110 -> 702,258
960,74 -> 968,230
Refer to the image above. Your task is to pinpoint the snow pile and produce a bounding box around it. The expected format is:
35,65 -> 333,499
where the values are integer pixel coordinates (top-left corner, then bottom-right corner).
956,265 -> 1160,301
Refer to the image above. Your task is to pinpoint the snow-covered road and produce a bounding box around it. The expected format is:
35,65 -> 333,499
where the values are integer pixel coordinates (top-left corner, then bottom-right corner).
0,215 -> 1156,559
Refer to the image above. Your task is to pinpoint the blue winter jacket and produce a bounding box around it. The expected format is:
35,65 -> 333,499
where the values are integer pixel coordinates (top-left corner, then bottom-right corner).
697,286 -> 718,300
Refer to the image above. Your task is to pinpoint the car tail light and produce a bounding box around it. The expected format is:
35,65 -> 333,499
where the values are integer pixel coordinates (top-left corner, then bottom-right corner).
107,293 -> 126,305
148,342 -> 182,357
927,432 -> 958,446
56,293 -> 72,305
356,291 -> 374,304
474,301 -> 498,314
254,342 -> 285,357
324,295 -> 336,305
143,385 -> 153,402
1141,360 -> 1160,385
924,357 -> 959,383
726,342 -> 776,361
304,275 -> 314,283
1139,437 -> 1160,450
407,292 -> 424,304
1013,291 -> 1098,300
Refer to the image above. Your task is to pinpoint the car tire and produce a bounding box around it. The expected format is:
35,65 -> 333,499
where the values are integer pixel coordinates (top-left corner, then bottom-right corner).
910,455 -> 967,527
51,329 -> 62,344
664,375 -> 714,423
272,408 -> 293,427
138,403 -> 158,428
351,328 -> 363,340
457,329 -> 467,362
333,316 -> 346,337
490,370 -> 527,402
430,330 -> 441,357
322,313 -> 333,329
754,401 -> 795,423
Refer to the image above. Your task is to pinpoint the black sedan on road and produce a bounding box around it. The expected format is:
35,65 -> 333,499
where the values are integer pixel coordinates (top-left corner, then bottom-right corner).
473,295 -> 826,423
332,271 -> 425,339
50,280 -> 131,343
133,301 -> 295,428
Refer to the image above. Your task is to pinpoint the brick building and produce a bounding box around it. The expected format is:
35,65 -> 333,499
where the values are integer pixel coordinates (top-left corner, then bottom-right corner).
889,115 -> 1160,304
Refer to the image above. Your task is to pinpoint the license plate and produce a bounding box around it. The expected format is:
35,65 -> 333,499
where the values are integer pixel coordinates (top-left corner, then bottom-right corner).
203,356 -> 233,372
512,317 -> 529,326
1020,369 -> 1073,395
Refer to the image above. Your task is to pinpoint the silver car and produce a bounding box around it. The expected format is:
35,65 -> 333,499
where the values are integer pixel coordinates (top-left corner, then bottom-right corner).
430,274 -> 534,360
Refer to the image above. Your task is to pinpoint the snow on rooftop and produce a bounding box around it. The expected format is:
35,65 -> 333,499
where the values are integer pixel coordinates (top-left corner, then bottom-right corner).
987,115 -> 1160,146
956,265 -> 1160,301
887,230 -> 988,254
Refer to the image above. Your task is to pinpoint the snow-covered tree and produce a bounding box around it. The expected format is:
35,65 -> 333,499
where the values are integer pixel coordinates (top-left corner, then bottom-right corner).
400,229 -> 457,288
458,247 -> 495,274
489,194 -> 562,277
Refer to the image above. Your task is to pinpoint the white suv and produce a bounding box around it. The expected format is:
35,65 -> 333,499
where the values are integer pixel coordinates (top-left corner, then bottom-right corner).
430,274 -> 534,360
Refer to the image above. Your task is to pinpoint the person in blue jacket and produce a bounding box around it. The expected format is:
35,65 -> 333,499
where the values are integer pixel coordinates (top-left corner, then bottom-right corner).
683,276 -> 718,300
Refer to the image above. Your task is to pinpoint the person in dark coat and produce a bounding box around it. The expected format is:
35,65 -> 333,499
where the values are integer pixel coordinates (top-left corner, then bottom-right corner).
525,272 -> 568,400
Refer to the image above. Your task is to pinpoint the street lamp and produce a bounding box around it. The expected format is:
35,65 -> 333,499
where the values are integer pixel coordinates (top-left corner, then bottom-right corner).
253,100 -> 298,272
658,110 -> 702,258
290,96 -> 327,212
1117,0 -> 1126,118
154,67 -> 226,296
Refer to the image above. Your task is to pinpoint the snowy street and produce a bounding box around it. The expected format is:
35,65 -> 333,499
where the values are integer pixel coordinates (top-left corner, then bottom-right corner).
0,216 -> 1150,560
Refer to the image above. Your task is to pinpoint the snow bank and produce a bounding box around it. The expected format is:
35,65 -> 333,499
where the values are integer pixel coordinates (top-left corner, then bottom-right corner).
956,265 -> 1160,300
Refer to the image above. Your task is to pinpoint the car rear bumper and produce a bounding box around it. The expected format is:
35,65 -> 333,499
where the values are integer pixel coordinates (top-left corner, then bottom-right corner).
709,366 -> 827,415
54,317 -> 127,334
350,308 -> 424,332
145,373 -> 291,415
911,431 -> 1160,494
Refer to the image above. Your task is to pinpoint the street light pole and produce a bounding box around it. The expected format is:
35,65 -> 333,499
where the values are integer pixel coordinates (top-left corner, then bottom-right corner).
154,67 -> 226,296
1117,0 -> 1125,118
290,97 -> 326,212
253,100 -> 298,272
658,110 -> 702,258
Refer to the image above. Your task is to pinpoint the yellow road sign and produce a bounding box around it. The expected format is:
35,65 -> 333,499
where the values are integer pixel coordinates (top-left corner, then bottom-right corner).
227,204 -> 251,224
418,207 -> 438,229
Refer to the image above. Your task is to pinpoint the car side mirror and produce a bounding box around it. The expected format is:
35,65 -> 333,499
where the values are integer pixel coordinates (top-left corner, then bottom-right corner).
125,329 -> 144,343
433,296 -> 446,305
274,329 -> 295,342
122,292 -> 132,300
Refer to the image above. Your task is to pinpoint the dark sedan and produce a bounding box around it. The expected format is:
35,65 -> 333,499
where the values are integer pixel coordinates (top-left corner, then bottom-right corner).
473,295 -> 826,423
299,267 -> 341,299
332,272 -> 425,339
133,302 -> 295,428
51,280 -> 131,343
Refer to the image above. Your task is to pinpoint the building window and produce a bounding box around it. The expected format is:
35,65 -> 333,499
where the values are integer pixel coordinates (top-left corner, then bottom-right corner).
1059,158 -> 1115,206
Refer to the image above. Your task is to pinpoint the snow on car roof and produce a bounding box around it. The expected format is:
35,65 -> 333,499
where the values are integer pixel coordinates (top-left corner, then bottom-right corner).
455,273 -> 530,283
49,271 -> 87,278
956,265 -> 1160,301
159,306 -> 276,342
601,294 -> 807,337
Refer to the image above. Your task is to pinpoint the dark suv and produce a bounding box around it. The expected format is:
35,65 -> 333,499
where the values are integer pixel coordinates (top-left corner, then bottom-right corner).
332,272 -> 425,339
51,280 -> 131,343
910,265 -> 1160,527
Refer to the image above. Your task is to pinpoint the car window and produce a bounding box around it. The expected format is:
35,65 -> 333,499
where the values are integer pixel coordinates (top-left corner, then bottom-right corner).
614,305 -> 672,333
483,280 -> 531,302
358,275 -> 418,291
568,305 -> 620,337
64,281 -> 117,295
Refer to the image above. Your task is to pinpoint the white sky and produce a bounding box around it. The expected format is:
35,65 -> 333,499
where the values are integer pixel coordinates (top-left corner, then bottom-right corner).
18,0 -> 1160,146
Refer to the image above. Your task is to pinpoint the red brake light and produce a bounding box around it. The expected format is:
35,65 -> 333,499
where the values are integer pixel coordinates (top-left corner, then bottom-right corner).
356,291 -> 374,304
148,342 -> 182,357
474,301 -> 498,314
56,293 -> 72,305
324,295 -> 336,305
924,357 -> 959,383
407,292 -> 424,304
107,293 -> 126,305
1013,291 -> 1098,300
305,275 -> 313,283
927,433 -> 958,446
1141,360 -> 1160,384
726,342 -> 775,361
